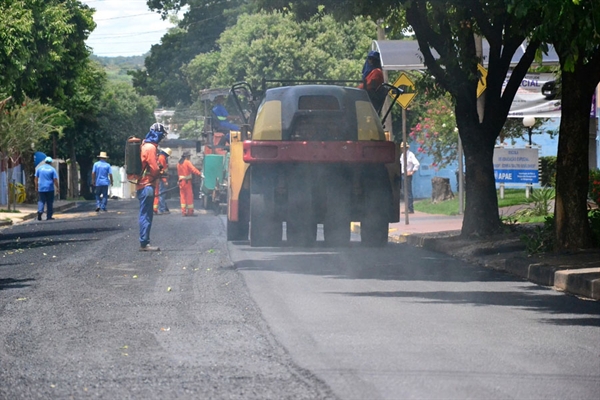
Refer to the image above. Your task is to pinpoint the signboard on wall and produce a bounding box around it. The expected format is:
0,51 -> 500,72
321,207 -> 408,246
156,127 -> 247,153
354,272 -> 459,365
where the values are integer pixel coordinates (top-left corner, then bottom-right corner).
493,147 -> 539,184
506,73 -> 562,118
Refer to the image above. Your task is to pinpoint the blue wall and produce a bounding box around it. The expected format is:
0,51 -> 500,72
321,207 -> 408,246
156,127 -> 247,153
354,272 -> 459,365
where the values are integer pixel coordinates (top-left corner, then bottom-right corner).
408,117 -> 600,199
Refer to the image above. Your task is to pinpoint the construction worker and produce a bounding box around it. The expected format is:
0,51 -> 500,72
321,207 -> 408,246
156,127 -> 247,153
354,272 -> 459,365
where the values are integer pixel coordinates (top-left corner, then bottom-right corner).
358,50 -> 385,112
212,95 -> 240,145
137,123 -> 166,251
177,150 -> 201,216
92,151 -> 113,212
153,147 -> 172,215
34,157 -> 59,221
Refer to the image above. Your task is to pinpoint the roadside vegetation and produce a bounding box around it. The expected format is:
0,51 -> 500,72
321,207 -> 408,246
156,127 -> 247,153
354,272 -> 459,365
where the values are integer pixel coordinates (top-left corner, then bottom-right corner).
414,188 -> 554,219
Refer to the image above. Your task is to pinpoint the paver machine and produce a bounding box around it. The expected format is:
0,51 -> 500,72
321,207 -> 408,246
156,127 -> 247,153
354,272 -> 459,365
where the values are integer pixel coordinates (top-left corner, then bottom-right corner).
198,88 -> 237,214
226,79 -> 402,247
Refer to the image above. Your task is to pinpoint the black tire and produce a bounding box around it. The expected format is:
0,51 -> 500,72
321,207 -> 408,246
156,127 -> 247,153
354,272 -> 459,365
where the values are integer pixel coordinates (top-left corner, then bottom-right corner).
361,166 -> 391,247
227,189 -> 249,241
323,167 -> 351,246
286,165 -> 316,247
250,168 -> 281,247
203,192 -> 212,210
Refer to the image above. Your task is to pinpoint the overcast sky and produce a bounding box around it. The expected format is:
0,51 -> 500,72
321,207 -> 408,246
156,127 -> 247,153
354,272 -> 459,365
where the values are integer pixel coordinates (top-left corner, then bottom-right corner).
81,0 -> 179,57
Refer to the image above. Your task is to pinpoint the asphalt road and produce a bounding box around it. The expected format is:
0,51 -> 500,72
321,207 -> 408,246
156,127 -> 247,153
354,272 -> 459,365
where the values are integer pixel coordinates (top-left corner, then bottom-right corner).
231,232 -> 600,399
1,199 -> 598,399
0,199 -> 334,399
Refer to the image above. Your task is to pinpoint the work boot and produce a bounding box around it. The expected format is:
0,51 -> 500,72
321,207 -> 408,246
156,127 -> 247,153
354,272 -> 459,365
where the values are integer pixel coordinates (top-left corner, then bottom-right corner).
37,212 -> 42,221
139,245 -> 160,252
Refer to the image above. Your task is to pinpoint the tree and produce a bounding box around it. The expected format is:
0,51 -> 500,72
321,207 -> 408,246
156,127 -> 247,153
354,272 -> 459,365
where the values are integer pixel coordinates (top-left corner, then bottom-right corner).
132,0 -> 250,106
256,1 -> 543,236
183,11 -> 376,93
0,98 -> 65,206
36,62 -> 156,200
524,0 -> 600,250
0,0 -> 95,104
408,95 -> 458,169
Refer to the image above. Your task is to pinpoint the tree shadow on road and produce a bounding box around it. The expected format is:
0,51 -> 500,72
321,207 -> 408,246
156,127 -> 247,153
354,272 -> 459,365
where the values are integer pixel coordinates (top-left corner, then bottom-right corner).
0,278 -> 34,291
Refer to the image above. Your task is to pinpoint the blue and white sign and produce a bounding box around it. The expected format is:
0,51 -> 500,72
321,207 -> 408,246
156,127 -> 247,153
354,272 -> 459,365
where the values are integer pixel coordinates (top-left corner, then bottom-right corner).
493,147 -> 539,184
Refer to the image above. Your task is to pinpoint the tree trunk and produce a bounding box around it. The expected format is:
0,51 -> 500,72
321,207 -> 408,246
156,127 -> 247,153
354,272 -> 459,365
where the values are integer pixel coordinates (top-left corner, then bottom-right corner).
78,156 -> 94,200
69,141 -> 79,199
22,149 -> 37,205
431,177 -> 454,203
461,127 -> 502,236
553,60 -> 599,250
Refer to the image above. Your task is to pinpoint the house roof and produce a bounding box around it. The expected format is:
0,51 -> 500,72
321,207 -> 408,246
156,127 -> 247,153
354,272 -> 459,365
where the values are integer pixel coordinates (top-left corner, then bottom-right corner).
372,40 -> 559,71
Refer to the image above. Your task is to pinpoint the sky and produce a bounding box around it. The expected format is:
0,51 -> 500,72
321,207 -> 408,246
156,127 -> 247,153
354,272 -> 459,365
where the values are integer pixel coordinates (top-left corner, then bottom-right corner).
81,0 -> 179,57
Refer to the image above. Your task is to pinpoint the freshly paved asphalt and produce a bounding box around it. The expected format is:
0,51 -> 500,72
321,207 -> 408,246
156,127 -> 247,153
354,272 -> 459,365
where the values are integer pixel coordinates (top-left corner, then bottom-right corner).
1,200 -> 599,300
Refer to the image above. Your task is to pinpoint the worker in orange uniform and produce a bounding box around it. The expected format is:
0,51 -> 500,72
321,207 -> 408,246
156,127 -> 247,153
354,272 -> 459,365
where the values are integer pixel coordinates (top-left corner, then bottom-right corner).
137,123 -> 166,251
153,147 -> 172,215
358,50 -> 385,112
177,150 -> 201,216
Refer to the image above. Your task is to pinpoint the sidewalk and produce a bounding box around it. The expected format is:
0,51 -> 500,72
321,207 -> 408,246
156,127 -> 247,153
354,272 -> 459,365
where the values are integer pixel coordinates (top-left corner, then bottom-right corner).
0,200 -> 78,225
2,200 -> 598,300
363,207 -> 600,301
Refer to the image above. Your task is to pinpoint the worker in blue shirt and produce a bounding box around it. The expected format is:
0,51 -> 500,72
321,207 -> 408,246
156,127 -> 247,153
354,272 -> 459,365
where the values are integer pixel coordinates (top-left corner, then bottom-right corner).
212,95 -> 240,145
91,151 -> 113,212
34,157 -> 59,221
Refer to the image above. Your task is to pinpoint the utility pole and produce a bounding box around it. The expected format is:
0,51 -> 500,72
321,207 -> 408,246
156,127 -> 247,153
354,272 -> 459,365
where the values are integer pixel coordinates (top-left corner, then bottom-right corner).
377,20 -> 393,140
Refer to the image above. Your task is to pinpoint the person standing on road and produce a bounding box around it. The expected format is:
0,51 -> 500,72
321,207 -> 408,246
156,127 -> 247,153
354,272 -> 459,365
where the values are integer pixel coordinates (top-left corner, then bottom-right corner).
400,142 -> 420,214
34,157 -> 59,221
177,150 -> 201,217
137,123 -> 166,251
92,151 -> 113,212
358,50 -> 385,112
153,147 -> 172,215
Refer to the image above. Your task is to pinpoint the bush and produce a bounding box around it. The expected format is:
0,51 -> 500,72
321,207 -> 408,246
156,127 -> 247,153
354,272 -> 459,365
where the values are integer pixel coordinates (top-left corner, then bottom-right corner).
589,169 -> 600,206
539,156 -> 556,187
520,215 -> 555,254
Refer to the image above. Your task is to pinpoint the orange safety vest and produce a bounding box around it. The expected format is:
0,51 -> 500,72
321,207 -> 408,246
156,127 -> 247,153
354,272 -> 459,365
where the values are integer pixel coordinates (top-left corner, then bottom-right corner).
136,141 -> 160,191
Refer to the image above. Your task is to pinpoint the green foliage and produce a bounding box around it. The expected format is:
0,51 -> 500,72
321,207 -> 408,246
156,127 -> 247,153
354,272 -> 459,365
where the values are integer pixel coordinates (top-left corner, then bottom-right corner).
408,95 -> 457,168
499,118 -> 556,146
513,187 -> 555,219
539,156 -> 557,187
589,209 -> 600,247
0,98 -> 65,160
183,11 -> 376,95
133,0 -> 250,106
520,216 -> 555,254
0,0 -> 95,104
589,169 -> 600,205
94,82 -> 157,166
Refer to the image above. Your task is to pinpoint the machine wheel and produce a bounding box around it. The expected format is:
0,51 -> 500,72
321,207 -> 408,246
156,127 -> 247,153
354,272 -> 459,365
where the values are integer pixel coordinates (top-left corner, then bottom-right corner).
250,168 -> 281,247
227,189 -> 249,241
286,166 -> 316,247
361,166 -> 391,247
203,192 -> 212,210
323,167 -> 351,246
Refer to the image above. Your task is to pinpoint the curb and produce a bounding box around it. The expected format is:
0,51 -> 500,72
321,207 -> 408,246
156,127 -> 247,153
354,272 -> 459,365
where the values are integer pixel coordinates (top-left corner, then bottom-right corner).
0,202 -> 79,226
398,232 -> 600,301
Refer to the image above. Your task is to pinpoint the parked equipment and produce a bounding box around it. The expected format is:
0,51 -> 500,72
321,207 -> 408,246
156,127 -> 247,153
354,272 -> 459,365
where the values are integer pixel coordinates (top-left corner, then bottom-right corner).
198,88 -> 246,214
226,79 -> 402,247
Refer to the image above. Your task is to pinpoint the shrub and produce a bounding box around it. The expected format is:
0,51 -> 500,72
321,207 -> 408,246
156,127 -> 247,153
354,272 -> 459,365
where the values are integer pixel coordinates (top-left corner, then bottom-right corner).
539,156 -> 556,187
520,215 -> 555,254
589,169 -> 600,206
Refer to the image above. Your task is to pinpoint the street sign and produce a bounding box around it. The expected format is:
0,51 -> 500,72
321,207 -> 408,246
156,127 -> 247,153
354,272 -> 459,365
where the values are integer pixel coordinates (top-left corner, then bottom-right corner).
391,73 -> 417,109
477,63 -> 487,98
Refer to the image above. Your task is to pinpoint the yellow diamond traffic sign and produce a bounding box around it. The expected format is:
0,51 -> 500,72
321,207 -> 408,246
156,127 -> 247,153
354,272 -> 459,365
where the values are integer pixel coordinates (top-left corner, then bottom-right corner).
391,73 -> 417,109
477,63 -> 487,98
